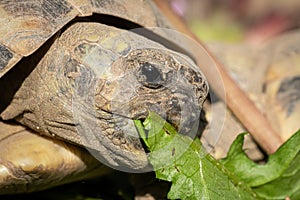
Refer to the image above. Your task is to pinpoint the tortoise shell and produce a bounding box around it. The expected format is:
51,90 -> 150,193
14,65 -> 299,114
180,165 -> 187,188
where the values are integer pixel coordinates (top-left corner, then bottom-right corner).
0,0 -> 171,77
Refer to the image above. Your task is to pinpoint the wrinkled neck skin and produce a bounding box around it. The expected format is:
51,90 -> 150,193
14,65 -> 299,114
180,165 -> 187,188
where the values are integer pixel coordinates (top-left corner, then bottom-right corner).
1,22 -> 208,171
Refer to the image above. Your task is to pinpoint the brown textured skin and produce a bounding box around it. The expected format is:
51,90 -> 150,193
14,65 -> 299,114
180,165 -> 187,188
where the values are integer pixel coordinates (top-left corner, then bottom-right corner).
0,0 -> 208,194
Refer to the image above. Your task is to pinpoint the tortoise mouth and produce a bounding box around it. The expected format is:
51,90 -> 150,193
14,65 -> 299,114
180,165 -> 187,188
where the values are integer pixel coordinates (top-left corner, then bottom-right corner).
94,83 -> 203,134
71,100 -> 203,172
75,83 -> 203,172
73,87 -> 206,172
85,105 -> 201,172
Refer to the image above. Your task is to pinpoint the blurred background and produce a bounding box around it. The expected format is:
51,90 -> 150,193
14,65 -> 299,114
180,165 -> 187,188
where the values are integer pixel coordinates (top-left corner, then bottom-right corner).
170,0 -> 300,45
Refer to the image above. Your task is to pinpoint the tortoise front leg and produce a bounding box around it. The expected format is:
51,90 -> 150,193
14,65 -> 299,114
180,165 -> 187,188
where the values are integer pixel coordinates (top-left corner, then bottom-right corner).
0,121 -> 110,194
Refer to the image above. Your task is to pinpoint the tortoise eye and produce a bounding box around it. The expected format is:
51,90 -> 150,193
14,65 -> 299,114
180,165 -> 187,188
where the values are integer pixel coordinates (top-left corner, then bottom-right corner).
141,62 -> 162,85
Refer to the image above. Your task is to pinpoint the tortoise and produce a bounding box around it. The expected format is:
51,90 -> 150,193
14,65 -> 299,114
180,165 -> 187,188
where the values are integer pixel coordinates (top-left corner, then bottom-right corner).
0,0 -> 209,194
1,0 -> 299,196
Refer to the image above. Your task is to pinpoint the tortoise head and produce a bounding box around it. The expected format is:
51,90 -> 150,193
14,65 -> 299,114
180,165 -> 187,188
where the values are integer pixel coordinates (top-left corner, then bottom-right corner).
71,46 -> 208,172
1,23 -> 208,172
57,24 -> 209,172
92,48 -> 208,132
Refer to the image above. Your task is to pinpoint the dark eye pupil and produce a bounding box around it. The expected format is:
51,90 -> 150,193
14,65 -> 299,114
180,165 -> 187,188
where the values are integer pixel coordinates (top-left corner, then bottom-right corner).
141,62 -> 162,83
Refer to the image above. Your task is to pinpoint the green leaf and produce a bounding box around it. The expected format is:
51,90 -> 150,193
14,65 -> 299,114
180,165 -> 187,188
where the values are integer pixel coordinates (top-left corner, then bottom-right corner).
221,130 -> 300,199
253,153 -> 300,199
134,112 -> 259,200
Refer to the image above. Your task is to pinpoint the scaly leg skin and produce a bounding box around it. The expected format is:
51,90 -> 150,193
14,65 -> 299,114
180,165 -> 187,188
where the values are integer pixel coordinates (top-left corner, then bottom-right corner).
0,121 -> 111,194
